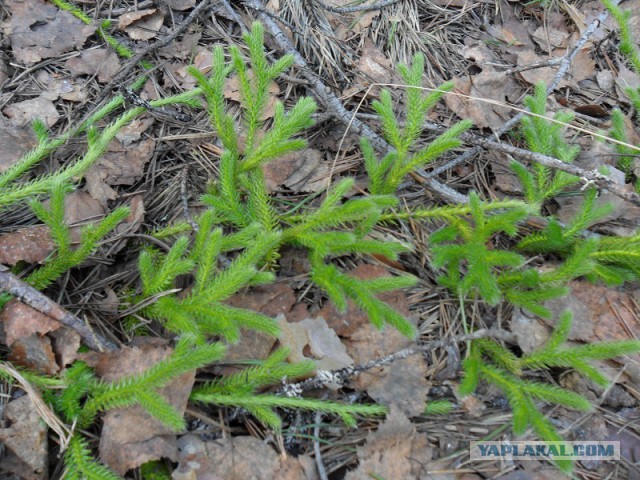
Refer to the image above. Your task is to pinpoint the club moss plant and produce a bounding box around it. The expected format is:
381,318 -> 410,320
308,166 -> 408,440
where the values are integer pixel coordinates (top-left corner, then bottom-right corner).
0,17 -> 639,478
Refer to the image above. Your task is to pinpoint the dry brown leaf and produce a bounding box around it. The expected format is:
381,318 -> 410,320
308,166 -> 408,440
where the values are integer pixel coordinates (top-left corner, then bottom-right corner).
0,191 -> 106,266
118,9 -> 165,40
531,25 -> 570,52
171,49 -> 213,90
354,39 -> 393,87
0,395 -> 48,479
65,48 -> 121,84
85,137 -> 156,206
0,114 -> 37,173
277,314 -> 354,372
115,116 -> 155,147
446,73 -> 514,130
173,434 -> 319,480
79,341 -> 194,475
158,32 -> 201,60
0,299 -> 60,346
36,70 -> 87,102
2,0 -> 94,65
50,327 -> 81,368
226,70 -> 280,120
345,406 -> 432,480
3,96 -> 60,128
263,148 -> 331,193
0,226 -> 55,266
461,44 -> 499,66
9,333 -> 59,375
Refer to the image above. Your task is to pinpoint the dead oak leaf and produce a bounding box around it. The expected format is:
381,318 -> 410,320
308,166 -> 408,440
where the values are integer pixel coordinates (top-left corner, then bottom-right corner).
263,148 -> 331,193
85,137 -> 155,206
445,73 -> 516,130
0,395 -> 48,480
3,96 -> 60,128
173,434 -> 319,480
277,314 -> 354,372
345,406 -> 433,480
65,48 -> 121,84
0,114 -> 41,173
0,299 -> 60,346
216,284 -> 295,374
118,9 -> 165,41
0,226 -> 55,266
9,333 -> 59,375
2,0 -> 94,65
225,70 -> 280,120
36,70 -> 87,102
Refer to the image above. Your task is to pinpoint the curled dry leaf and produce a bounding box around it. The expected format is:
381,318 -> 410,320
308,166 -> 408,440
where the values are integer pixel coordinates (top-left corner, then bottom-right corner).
0,395 -> 48,480
173,434 -> 319,480
345,406 -> 433,480
3,96 -> 60,128
445,74 -> 516,130
65,48 -> 121,84
118,8 -> 165,41
171,49 -> 213,90
2,0 -> 94,65
277,314 -> 354,372
541,281 -> 640,383
36,70 -> 87,102
218,283 -> 296,373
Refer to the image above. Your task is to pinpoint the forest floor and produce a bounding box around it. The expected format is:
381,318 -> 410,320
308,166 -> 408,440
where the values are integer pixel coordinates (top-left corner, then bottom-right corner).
1,0 -> 640,478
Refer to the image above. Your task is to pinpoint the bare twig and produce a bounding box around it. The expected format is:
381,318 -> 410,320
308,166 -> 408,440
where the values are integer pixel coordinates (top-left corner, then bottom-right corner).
314,412 -> 329,480
280,328 -> 516,395
314,0 -> 402,14
420,121 -> 640,207
0,265 -> 117,351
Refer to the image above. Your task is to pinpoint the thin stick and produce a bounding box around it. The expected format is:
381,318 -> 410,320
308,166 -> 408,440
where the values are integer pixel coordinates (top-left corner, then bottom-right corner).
280,328 -> 516,395
0,265 -> 117,351
314,412 -> 329,480
421,121 -> 640,207
314,0 -> 401,14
